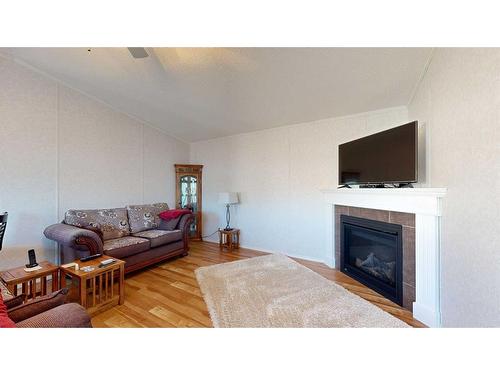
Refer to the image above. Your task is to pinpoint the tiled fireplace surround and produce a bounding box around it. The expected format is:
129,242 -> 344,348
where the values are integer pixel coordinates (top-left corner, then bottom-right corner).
322,188 -> 446,327
335,205 -> 416,310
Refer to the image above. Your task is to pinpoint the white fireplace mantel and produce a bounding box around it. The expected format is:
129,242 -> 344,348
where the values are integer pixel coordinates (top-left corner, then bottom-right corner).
321,187 -> 447,327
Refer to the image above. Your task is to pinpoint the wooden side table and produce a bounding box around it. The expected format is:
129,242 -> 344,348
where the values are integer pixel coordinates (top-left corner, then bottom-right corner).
218,228 -> 240,252
60,255 -> 125,316
0,261 -> 59,302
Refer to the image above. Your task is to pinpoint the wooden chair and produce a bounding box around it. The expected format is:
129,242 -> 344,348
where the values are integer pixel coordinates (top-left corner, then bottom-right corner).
0,212 -> 7,251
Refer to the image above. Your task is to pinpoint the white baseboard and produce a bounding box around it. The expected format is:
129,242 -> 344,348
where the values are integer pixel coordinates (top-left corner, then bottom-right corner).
324,256 -> 335,269
202,238 -> 328,266
413,302 -> 441,328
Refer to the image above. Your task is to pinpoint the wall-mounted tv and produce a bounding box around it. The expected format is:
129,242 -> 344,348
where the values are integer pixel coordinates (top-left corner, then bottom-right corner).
338,121 -> 418,186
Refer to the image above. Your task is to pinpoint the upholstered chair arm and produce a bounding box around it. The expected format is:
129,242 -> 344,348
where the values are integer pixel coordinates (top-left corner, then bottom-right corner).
7,289 -> 68,323
44,223 -> 103,256
3,294 -> 25,310
15,303 -> 92,328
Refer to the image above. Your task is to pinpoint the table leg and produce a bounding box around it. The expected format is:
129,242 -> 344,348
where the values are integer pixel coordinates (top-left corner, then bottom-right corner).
22,282 -> 28,301
110,272 -> 114,298
52,270 -> 59,291
99,274 -> 103,304
119,264 -> 125,305
29,280 -> 35,299
91,277 -> 96,308
60,270 -> 66,289
105,271 -> 109,299
41,276 -> 47,296
80,278 -> 87,309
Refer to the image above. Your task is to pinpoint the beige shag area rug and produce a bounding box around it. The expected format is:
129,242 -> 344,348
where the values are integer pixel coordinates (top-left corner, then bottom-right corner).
195,254 -> 409,328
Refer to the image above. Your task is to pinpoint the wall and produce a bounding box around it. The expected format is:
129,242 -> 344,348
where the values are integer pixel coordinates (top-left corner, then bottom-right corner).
0,56 -> 190,270
408,48 -> 500,327
190,107 -> 409,262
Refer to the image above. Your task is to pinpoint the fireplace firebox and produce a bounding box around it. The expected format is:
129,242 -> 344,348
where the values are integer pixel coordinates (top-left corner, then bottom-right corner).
340,215 -> 403,305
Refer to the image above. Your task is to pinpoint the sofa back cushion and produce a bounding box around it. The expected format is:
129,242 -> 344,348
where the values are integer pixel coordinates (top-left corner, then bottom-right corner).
64,208 -> 130,241
126,203 -> 169,233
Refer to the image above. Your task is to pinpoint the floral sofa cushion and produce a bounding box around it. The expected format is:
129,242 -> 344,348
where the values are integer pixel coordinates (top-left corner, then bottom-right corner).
103,236 -> 150,251
132,229 -> 182,248
102,236 -> 150,259
64,208 -> 130,241
126,203 -> 169,234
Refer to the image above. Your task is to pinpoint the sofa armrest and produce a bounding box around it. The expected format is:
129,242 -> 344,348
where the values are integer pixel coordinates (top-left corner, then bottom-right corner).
176,213 -> 194,251
176,213 -> 194,234
7,289 -> 68,323
15,303 -> 92,328
44,223 -> 103,256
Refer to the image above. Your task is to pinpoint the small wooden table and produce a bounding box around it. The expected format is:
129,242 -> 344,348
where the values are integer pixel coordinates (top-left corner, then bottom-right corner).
0,261 -> 59,302
218,228 -> 240,252
60,255 -> 125,316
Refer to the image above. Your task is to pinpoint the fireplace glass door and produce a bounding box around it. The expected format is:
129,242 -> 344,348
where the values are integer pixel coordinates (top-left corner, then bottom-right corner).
341,215 -> 403,305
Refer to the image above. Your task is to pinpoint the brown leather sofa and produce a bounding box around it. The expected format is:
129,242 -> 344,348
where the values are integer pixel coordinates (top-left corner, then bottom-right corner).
44,203 -> 194,274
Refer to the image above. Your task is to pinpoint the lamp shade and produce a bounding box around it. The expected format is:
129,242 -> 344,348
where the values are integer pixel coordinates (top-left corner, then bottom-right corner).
218,192 -> 239,205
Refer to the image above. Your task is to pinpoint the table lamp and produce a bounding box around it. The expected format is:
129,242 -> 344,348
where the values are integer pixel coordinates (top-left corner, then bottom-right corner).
218,192 -> 239,230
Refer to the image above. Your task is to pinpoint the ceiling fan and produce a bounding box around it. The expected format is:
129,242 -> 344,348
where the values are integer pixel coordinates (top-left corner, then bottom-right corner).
127,47 -> 149,59
125,47 -> 256,71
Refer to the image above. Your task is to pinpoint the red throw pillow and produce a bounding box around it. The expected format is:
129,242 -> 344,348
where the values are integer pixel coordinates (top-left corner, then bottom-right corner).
159,209 -> 191,221
0,293 -> 16,328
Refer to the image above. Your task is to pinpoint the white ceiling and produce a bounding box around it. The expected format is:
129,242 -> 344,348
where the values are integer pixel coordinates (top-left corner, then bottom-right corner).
2,48 -> 432,142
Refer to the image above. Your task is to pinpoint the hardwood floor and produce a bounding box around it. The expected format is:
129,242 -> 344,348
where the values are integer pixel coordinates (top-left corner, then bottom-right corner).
91,241 -> 425,328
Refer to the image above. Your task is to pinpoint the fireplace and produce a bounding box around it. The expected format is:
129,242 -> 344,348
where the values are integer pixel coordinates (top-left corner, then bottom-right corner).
340,215 -> 403,305
323,189 -> 446,327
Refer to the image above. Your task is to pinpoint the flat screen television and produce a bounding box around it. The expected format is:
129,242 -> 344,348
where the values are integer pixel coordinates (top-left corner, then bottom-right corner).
338,121 -> 418,186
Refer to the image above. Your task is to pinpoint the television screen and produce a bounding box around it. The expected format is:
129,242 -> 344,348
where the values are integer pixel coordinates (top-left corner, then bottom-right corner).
338,121 -> 418,185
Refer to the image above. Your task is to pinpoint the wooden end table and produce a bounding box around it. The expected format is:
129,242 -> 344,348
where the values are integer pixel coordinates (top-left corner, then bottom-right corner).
218,228 -> 240,252
0,261 -> 59,302
60,255 -> 125,316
